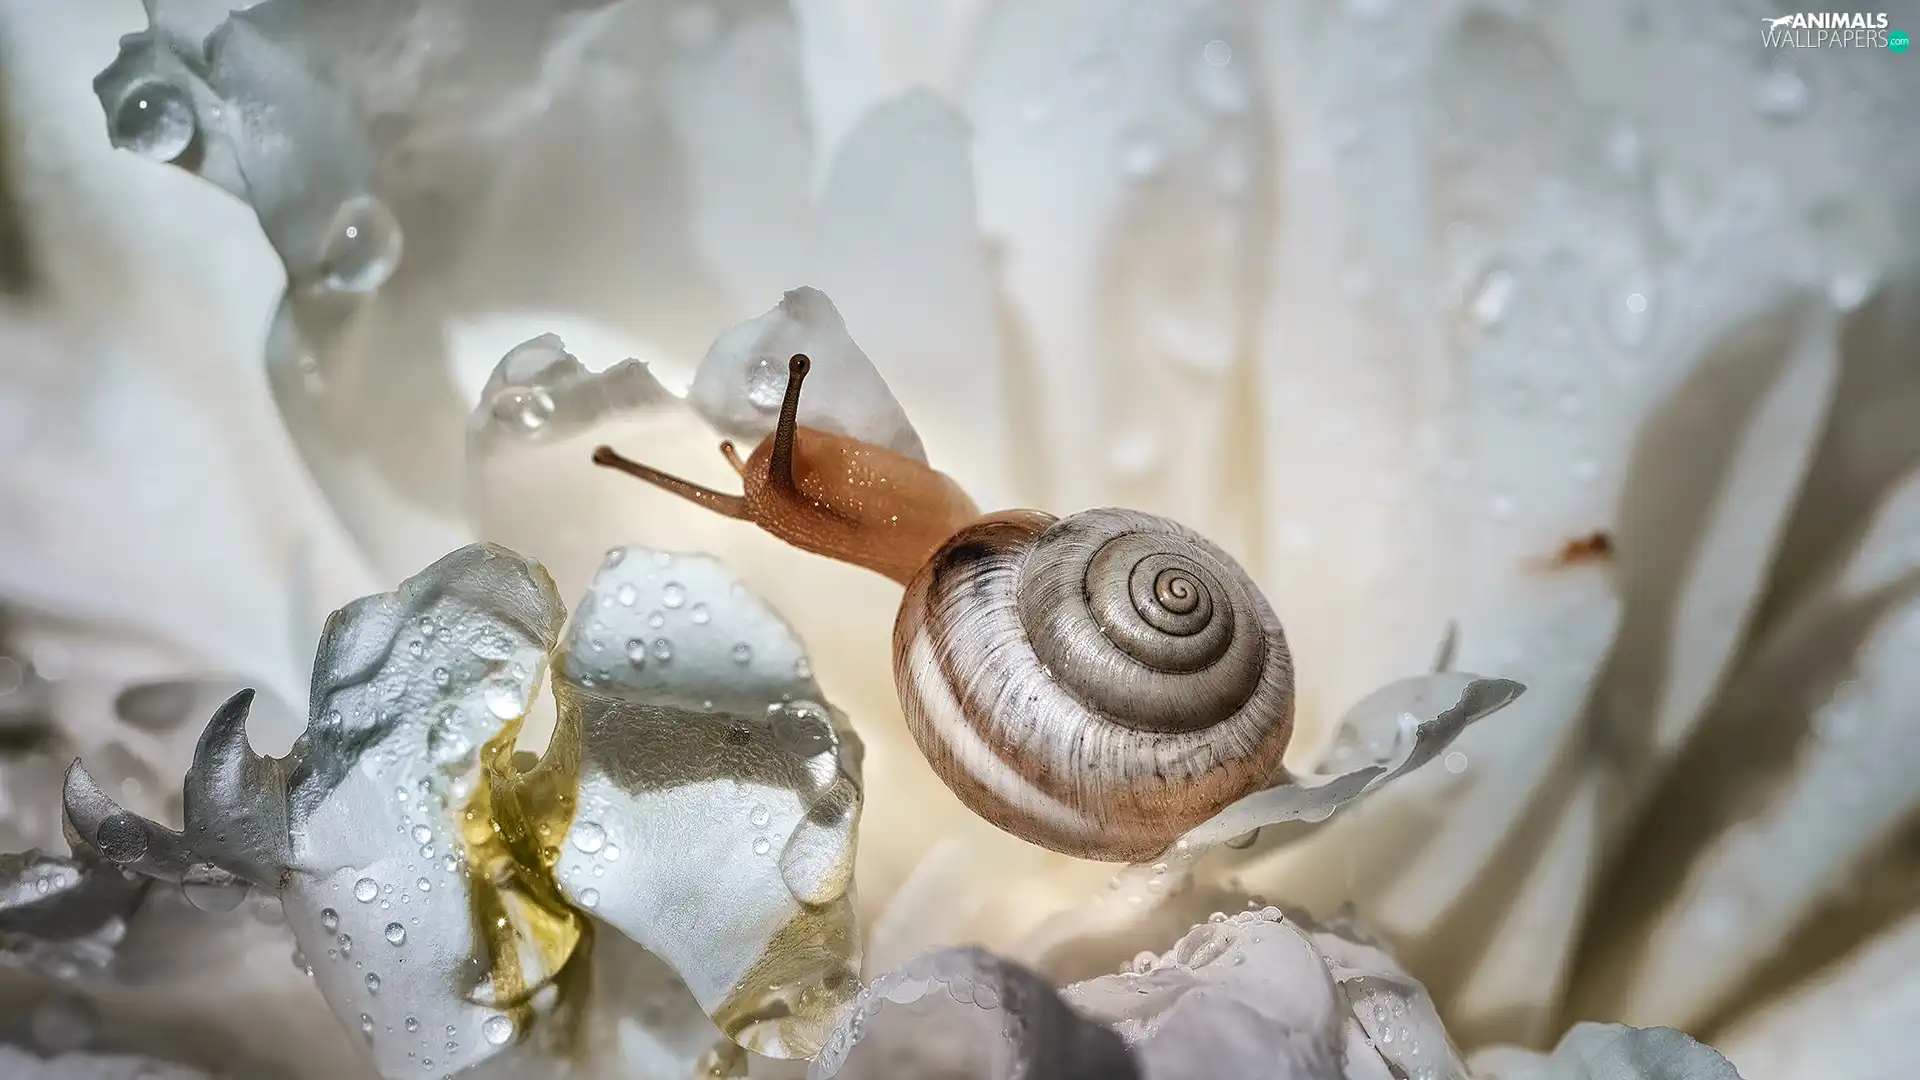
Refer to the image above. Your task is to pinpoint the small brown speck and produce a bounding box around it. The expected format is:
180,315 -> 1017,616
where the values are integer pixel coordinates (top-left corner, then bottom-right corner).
1555,531 -> 1615,565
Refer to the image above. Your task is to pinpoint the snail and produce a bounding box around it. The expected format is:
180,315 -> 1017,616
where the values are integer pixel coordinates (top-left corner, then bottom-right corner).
592,355 -> 1293,862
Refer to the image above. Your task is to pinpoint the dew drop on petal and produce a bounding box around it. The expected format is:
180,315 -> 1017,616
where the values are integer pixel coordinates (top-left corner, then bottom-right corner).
411,825 -> 433,845
111,82 -> 195,161
318,195 -> 403,294
571,822 -> 607,854
366,973 -> 381,994
731,642 -> 753,665
661,583 -> 686,609
625,639 -> 647,666
579,887 -> 600,909
321,909 -> 340,932
483,1015 -> 515,1046
651,639 -> 673,663
616,583 -> 637,607
354,878 -> 379,903
690,602 -> 710,625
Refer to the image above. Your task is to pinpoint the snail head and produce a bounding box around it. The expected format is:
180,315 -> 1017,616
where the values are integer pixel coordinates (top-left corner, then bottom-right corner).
594,354 -> 979,586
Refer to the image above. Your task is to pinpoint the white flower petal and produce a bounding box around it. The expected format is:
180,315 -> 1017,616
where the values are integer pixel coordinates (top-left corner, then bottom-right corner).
810,946 -> 1137,1080
807,90 -> 1016,504
687,287 -> 926,461
64,544 -> 578,1079
1717,909 -> 1920,1080
1180,674 -> 1524,849
959,0 -> 1264,517
1471,1022 -> 1741,1080
0,1045 -> 212,1080
534,544 -> 863,1060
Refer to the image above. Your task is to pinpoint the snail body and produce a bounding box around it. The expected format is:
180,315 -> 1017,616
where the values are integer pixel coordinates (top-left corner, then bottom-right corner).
595,356 -> 1294,861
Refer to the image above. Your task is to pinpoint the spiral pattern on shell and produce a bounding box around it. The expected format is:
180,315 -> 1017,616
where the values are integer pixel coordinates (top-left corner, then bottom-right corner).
892,508 -> 1295,862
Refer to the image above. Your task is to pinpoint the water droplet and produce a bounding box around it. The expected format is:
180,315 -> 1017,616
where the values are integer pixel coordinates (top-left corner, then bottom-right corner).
1469,266 -> 1517,328
1203,39 -> 1232,66
1828,269 -> 1874,311
647,610 -> 666,629
651,638 -> 674,662
366,973 -> 381,994
1609,286 -> 1655,348
661,582 -> 686,609
1751,69 -> 1811,122
417,878 -> 432,892
616,583 -> 637,607
111,82 -> 195,161
1444,751 -> 1469,774
386,923 -> 407,946
354,878 -> 379,903
411,825 -> 433,845
580,887 -> 600,908
491,387 -> 555,432
794,657 -> 812,680
749,805 -> 771,828
483,1015 -> 515,1046
753,837 -> 772,856
624,638 -> 647,667
1118,129 -> 1165,180
731,642 -> 753,665
321,909 -> 340,932
318,194 -> 403,293
405,1017 -> 419,1033
484,679 -> 525,721
571,822 -> 607,854
338,933 -> 353,956
690,602 -> 710,625
745,356 -> 786,410
602,844 -> 620,862
94,814 -> 149,864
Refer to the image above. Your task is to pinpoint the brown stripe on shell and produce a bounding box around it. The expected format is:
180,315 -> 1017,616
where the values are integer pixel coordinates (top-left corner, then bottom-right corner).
891,509 -> 1295,862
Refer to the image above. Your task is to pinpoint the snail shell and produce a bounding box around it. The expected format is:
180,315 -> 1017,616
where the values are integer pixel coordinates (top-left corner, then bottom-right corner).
893,508 -> 1295,862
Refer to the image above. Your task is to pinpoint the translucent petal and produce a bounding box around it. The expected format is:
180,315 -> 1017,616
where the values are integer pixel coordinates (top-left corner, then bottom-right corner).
1180,675 -> 1524,848
88,1 -> 821,581
1470,1023 -> 1741,1080
810,946 -> 1138,1080
687,287 -> 927,462
523,544 -> 864,1059
1063,909 -> 1346,1080
61,544 -> 577,1080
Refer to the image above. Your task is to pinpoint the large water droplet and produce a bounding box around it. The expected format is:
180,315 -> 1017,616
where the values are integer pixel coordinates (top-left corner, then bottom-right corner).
1469,266 -> 1517,329
661,582 -> 686,609
354,877 -> 380,903
1118,129 -> 1166,180
182,867 -> 249,912
579,887 -> 600,908
651,638 -> 674,663
1751,69 -> 1811,123
730,642 -> 753,666
490,387 -> 555,432
616,583 -> 637,607
571,821 -> 607,854
690,603 -> 710,625
94,814 -> 149,864
320,909 -> 340,933
625,639 -> 647,667
111,82 -> 195,161
745,356 -> 786,410
385,922 -> 407,946
366,973 -> 381,994
483,1015 -> 515,1046
318,194 -> 403,293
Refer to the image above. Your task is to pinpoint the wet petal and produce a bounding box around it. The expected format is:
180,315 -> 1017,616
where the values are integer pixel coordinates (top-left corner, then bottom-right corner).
0,850 -> 145,981
811,946 -> 1138,1080
89,2 -> 821,582
1471,1023 -> 1742,1080
514,544 -> 864,1060
61,544 -> 577,1079
1180,675 -> 1525,848
687,287 -> 926,462
1063,909 -> 1346,1080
